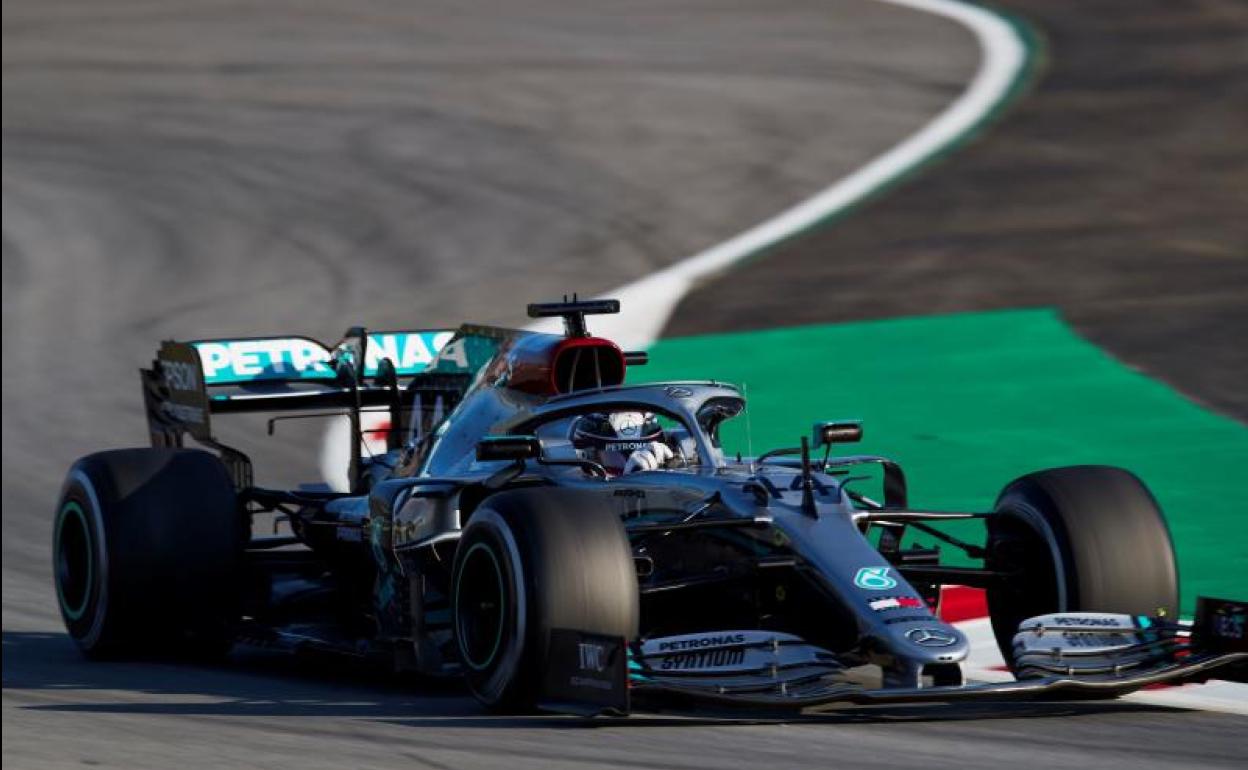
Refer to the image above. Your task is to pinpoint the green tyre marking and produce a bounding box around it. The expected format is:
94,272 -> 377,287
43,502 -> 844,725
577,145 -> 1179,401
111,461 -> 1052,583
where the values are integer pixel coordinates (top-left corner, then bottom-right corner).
54,501 -> 93,622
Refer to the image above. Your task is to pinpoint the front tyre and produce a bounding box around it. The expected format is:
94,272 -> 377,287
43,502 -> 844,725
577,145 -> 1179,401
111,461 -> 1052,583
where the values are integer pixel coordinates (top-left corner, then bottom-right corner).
451,488 -> 638,710
53,448 -> 244,657
985,465 -> 1179,665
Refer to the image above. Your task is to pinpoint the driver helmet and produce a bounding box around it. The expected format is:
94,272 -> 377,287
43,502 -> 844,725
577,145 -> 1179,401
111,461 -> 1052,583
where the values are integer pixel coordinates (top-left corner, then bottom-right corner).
571,411 -> 663,474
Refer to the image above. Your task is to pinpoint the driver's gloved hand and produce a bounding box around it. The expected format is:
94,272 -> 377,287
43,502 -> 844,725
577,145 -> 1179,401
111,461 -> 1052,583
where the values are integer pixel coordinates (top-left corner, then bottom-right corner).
623,442 -> 674,473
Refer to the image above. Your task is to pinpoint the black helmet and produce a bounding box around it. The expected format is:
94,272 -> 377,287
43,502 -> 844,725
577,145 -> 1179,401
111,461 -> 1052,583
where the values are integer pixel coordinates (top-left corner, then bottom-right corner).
571,411 -> 662,473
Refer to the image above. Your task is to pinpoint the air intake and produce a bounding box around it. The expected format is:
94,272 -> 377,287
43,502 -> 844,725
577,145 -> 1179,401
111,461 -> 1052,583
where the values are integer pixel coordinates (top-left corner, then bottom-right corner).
551,337 -> 625,393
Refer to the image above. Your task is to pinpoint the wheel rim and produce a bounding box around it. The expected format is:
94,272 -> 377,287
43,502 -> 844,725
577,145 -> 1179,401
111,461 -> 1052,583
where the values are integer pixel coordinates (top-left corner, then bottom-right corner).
55,501 -> 93,621
455,542 -> 506,671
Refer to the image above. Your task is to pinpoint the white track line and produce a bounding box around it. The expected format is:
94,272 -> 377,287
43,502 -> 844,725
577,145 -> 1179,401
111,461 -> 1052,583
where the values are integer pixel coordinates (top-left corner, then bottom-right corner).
530,0 -> 1030,349
324,1 -> 1028,488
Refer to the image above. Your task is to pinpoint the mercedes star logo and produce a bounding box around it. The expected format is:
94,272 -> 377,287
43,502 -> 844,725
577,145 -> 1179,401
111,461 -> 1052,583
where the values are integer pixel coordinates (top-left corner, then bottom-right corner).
906,627 -> 959,647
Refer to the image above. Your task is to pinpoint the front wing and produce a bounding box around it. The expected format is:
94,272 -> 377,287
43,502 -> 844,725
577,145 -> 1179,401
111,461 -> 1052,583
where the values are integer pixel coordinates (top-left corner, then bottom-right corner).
630,650 -> 1247,710
541,596 -> 1248,715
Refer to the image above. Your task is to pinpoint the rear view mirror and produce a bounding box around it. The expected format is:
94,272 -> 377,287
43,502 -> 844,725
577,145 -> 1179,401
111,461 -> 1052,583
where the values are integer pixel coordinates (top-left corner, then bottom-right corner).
476,435 -> 542,462
813,421 -> 863,448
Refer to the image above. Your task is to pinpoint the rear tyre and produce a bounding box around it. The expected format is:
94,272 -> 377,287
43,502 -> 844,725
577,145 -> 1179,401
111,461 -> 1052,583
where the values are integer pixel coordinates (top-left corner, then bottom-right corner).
53,448 -> 244,658
451,488 -> 638,710
986,465 -> 1179,665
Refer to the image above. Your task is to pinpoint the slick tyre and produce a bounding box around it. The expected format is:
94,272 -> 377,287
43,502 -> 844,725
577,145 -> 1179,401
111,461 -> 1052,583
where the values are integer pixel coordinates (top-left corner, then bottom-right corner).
53,448 -> 244,658
986,465 -> 1179,665
451,488 -> 638,711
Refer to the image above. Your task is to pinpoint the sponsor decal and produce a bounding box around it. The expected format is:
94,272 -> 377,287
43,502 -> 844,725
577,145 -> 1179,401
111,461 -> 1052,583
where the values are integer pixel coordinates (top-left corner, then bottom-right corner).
542,629 -> 628,711
163,359 -> 200,392
853,566 -> 897,590
641,631 -> 832,675
193,331 -> 454,385
884,614 -> 933,625
906,627 -> 959,647
1059,632 -> 1132,648
664,386 -> 694,399
604,441 -> 655,452
639,632 -> 840,681
656,633 -> 747,652
159,401 -> 204,424
155,341 -> 211,437
578,642 -> 607,673
868,596 -> 925,612
609,412 -> 646,438
658,648 -> 746,671
1050,616 -> 1126,627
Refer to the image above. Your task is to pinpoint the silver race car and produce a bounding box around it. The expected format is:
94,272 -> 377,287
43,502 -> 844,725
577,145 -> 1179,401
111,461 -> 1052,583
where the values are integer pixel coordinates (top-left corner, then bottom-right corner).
52,298 -> 1247,713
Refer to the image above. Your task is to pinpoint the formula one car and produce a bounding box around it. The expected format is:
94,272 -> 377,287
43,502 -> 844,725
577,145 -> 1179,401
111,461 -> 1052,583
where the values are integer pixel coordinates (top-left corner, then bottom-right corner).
52,298 -> 1247,713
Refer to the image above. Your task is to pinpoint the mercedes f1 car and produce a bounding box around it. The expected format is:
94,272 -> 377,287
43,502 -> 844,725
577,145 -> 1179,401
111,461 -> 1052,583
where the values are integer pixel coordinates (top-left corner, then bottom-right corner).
52,298 -> 1247,713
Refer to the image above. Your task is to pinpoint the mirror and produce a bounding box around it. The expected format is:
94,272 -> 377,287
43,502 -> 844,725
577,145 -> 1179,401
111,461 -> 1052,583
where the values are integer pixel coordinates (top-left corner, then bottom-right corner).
813,420 -> 863,447
476,435 -> 542,462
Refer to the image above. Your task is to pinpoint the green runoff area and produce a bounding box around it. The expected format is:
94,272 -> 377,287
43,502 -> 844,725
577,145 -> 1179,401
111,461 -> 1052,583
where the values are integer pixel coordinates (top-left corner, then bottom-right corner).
637,308 -> 1248,615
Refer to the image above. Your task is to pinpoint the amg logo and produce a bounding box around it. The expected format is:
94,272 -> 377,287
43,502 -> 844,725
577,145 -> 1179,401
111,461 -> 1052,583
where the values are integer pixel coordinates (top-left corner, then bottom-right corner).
577,642 -> 606,673
1052,616 -> 1123,627
659,648 -> 746,671
657,633 -> 747,652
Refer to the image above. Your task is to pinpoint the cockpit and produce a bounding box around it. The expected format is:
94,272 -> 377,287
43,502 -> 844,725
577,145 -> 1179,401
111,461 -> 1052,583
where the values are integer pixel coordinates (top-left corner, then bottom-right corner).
492,385 -> 746,477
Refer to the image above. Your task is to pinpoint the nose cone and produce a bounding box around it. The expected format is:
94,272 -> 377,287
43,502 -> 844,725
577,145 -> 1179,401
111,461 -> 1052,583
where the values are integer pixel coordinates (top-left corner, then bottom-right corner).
872,620 -> 970,688
876,620 -> 970,688
898,624 -> 968,661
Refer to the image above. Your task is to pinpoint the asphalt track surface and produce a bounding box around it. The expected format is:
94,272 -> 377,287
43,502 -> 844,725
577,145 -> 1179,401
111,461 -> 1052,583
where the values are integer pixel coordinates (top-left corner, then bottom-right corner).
3,1 -> 1245,768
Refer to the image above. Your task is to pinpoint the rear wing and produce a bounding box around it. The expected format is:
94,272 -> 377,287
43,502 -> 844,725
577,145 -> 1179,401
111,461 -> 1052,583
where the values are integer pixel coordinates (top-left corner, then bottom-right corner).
193,330 -> 455,386
140,327 -> 492,489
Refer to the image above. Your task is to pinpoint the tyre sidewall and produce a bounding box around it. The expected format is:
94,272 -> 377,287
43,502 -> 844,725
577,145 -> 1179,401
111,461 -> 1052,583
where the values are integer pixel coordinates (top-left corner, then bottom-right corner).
54,470 -> 113,650
453,509 -> 530,707
52,449 -> 241,656
451,488 -> 638,710
986,481 -> 1071,657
